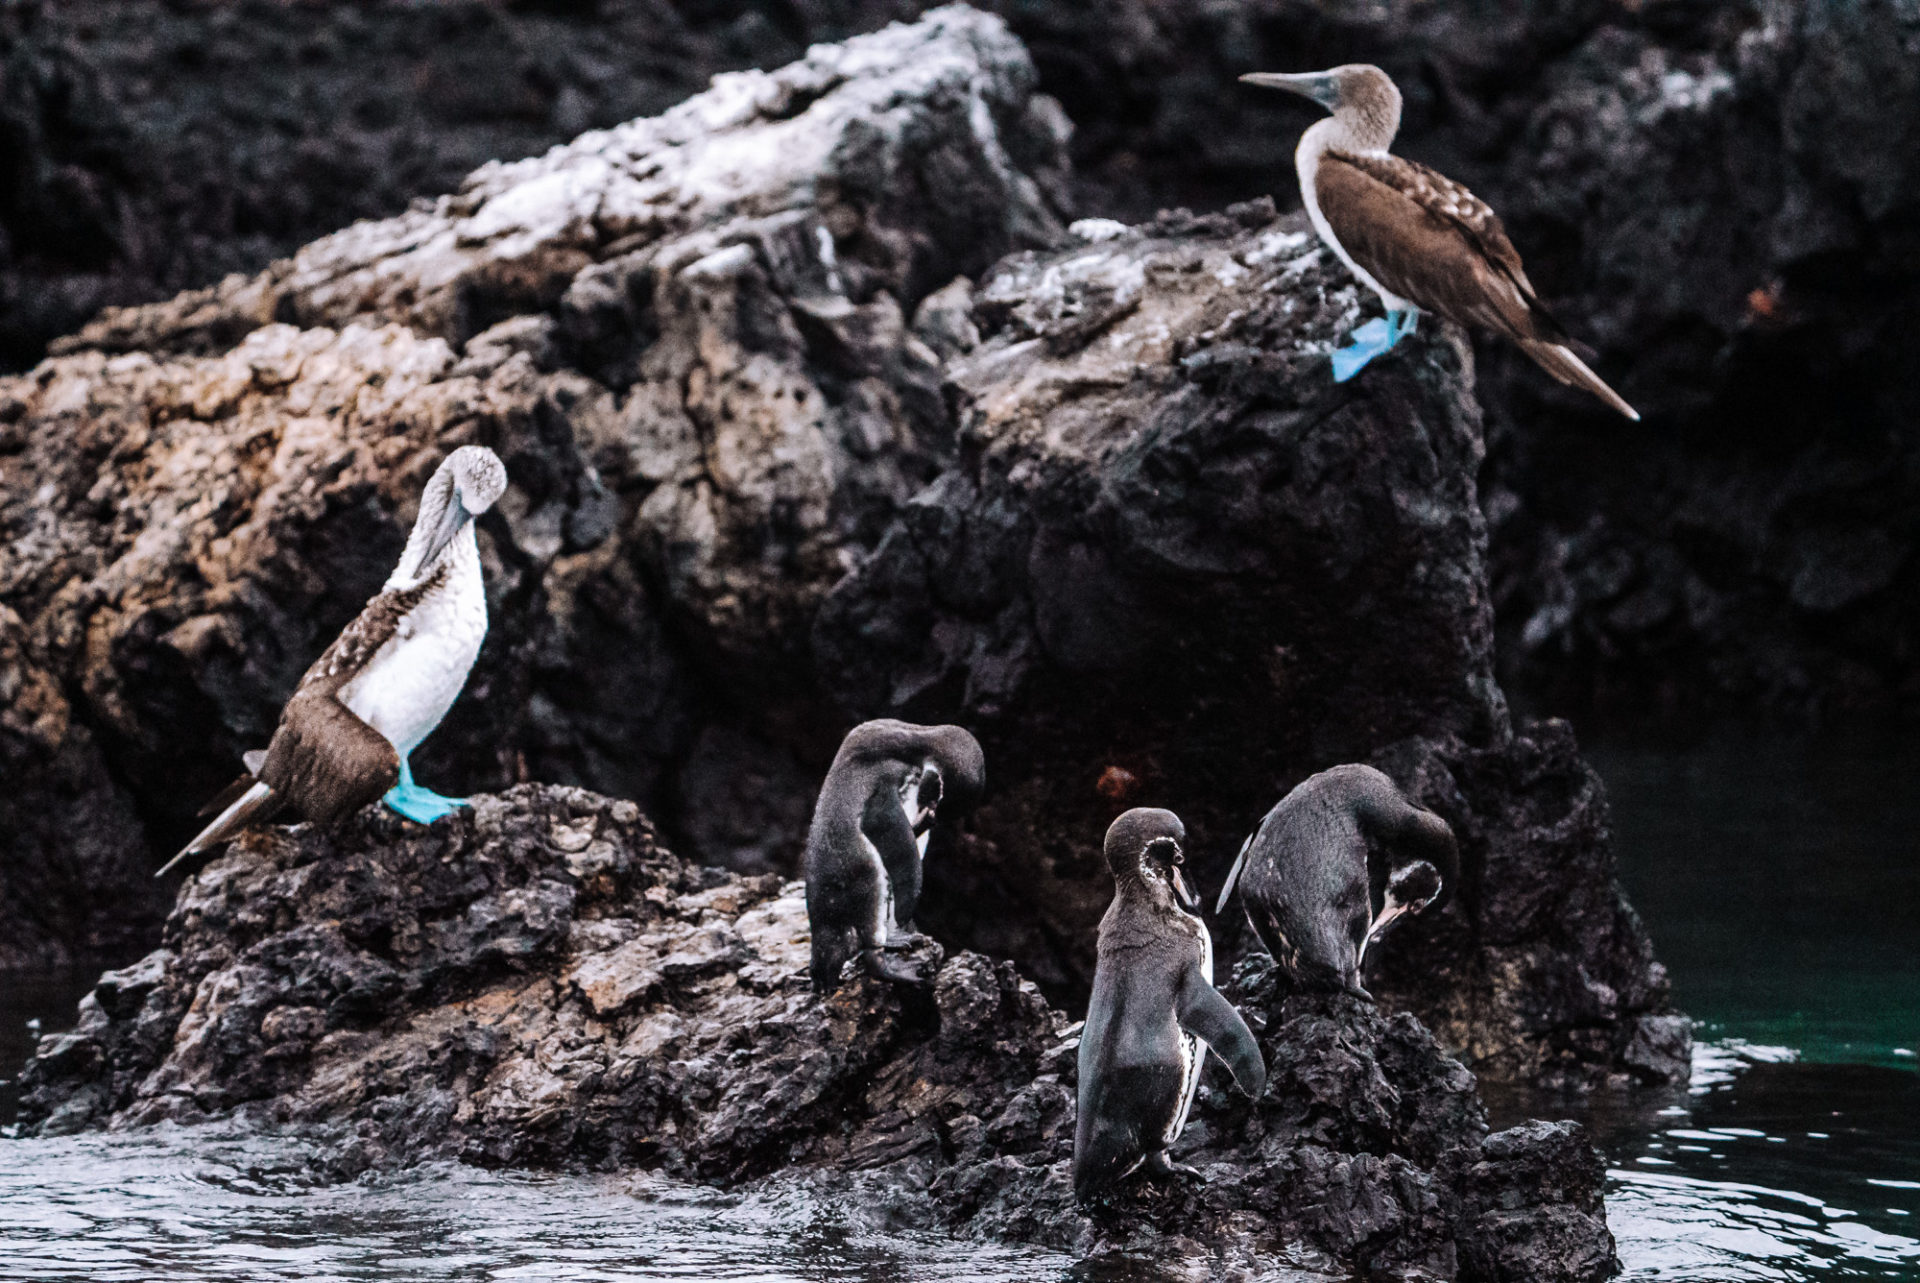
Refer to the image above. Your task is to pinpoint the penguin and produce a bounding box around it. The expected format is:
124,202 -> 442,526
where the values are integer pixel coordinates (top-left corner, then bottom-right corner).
1214,764 -> 1458,1000
803,718 -> 985,989
156,446 -> 508,877
1075,807 -> 1266,1203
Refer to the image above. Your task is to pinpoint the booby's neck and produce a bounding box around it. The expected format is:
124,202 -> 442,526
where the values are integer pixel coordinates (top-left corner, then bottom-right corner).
1293,118 -> 1411,313
388,472 -> 468,589
1297,107 -> 1398,164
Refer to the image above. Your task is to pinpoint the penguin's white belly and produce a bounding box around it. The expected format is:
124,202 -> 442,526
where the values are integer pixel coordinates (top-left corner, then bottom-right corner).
342,581 -> 487,756
860,834 -> 898,939
1166,913 -> 1215,1145
1168,1030 -> 1206,1145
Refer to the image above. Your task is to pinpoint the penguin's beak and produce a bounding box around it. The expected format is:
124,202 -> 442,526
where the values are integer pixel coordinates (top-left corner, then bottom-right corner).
1240,71 -> 1339,109
418,495 -> 473,574
1357,896 -> 1415,972
1170,863 -> 1198,912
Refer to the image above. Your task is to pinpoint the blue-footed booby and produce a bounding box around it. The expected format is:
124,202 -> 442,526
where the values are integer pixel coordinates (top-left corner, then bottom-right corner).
157,445 -> 508,877
1242,64 -> 1640,420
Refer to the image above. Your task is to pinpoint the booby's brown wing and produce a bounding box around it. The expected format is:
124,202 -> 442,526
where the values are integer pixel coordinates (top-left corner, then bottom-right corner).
1318,151 -> 1568,345
257,572 -> 442,826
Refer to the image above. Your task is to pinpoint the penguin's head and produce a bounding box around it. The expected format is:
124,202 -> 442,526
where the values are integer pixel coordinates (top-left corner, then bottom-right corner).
1104,807 -> 1197,912
839,720 -> 986,814
921,725 -> 986,808
1385,860 -> 1443,916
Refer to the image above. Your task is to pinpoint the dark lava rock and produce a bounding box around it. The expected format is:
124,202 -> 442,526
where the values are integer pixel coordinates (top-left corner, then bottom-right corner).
0,7 -> 1067,970
4,0 -> 1913,725
18,784 -> 1619,1281
812,206 -> 1685,1087
0,9 -> 1681,1089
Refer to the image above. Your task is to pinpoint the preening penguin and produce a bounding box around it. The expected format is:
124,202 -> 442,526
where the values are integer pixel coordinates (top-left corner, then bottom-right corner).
1215,764 -> 1457,1000
1242,64 -> 1639,419
803,719 -> 985,989
1075,808 -> 1266,1204
157,446 -> 508,877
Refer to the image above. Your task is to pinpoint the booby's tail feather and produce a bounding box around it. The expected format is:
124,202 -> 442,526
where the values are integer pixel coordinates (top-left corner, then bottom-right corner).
1518,339 -> 1640,421
157,780 -> 278,878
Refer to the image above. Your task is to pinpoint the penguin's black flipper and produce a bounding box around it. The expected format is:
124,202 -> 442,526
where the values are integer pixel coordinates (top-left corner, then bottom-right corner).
862,778 -> 925,928
1176,976 -> 1267,1098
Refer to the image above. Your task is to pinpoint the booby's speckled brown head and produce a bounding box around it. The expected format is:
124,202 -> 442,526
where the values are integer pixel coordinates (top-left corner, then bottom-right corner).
1104,806 -> 1197,911
1240,63 -> 1402,150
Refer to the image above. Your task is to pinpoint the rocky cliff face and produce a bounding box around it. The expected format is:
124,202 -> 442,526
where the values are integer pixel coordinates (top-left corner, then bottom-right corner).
18,785 -> 1619,1282
0,7 -> 1680,1088
9,0 -> 1907,721
0,6 -> 1067,965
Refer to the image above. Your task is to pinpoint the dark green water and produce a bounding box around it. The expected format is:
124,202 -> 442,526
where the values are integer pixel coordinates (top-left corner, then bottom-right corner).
1508,728 -> 1920,1281
1,729 -> 1914,1279
1591,730 -> 1920,1071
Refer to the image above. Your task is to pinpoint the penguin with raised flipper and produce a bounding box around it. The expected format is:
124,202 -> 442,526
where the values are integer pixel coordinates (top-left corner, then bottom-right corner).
803,719 -> 985,989
1215,764 -> 1457,1000
157,446 -> 509,878
1075,808 -> 1266,1203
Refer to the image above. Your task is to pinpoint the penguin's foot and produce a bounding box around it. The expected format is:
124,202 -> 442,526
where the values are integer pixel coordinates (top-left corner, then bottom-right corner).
1142,1151 -> 1202,1183
1330,308 -> 1418,382
383,776 -> 470,825
882,930 -> 931,952
860,948 -> 934,988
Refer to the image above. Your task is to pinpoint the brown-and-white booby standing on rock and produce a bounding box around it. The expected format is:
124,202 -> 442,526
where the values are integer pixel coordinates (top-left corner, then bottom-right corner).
156,445 -> 509,877
1242,64 -> 1640,420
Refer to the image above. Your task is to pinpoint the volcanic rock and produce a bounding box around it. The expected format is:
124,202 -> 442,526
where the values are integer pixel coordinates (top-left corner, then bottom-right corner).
0,7 -> 1680,1088
17,785 -> 1618,1282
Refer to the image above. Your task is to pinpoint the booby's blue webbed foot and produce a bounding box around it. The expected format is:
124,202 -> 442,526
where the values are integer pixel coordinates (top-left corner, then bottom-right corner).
382,758 -> 469,826
1330,308 -> 1418,382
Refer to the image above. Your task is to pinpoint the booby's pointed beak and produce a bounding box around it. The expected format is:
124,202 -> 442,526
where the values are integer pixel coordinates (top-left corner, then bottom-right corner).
1240,71 -> 1339,109
417,496 -> 472,576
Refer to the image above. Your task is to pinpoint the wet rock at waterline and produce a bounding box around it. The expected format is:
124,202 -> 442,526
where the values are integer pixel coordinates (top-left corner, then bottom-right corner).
0,8 -> 1680,1087
17,786 -> 1617,1281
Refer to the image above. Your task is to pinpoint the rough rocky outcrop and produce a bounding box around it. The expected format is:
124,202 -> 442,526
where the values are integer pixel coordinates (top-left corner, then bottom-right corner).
810,205 -> 1683,1087
0,8 -> 1679,1087
5,1 -> 1914,720
0,6 -> 1066,966
18,785 -> 1618,1282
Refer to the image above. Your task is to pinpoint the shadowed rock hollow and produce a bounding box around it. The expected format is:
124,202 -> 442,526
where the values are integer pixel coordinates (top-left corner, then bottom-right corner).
0,7 -> 1682,1089
18,785 -> 1618,1282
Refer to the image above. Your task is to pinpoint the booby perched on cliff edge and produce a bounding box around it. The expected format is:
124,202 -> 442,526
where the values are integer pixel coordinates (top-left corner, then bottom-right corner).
1242,64 -> 1639,420
157,445 -> 508,877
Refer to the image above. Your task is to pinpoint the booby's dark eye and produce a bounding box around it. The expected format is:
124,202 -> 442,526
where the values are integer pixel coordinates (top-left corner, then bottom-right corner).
1144,837 -> 1182,865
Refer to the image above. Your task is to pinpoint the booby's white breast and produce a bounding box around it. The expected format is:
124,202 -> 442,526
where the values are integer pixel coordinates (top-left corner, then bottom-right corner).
1295,126 -> 1413,315
340,531 -> 488,757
